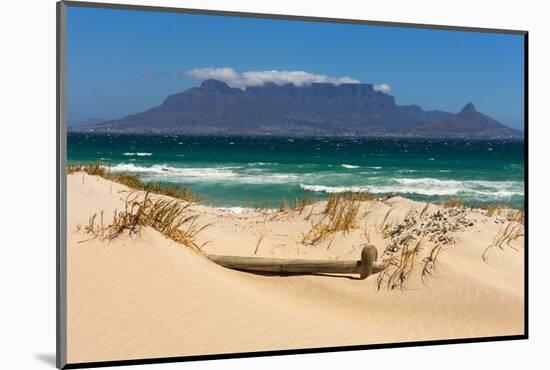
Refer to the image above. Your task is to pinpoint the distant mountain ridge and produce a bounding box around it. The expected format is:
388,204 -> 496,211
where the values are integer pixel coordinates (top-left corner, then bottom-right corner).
398,103 -> 521,138
76,79 -> 523,139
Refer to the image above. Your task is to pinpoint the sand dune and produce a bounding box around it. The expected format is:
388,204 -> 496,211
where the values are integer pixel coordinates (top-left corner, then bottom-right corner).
67,173 -> 524,364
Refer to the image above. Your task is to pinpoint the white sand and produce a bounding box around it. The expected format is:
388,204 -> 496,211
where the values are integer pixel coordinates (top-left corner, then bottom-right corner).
67,173 -> 524,363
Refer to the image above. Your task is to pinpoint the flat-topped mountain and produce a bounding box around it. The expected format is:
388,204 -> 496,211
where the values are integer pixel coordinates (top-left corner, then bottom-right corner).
76,79 -> 523,138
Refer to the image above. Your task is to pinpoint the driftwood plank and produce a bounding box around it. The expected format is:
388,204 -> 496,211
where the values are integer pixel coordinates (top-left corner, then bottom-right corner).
206,245 -> 382,279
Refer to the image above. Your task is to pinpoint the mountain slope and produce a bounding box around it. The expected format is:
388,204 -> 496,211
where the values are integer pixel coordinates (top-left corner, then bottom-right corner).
400,103 -> 522,138
77,80 -> 522,138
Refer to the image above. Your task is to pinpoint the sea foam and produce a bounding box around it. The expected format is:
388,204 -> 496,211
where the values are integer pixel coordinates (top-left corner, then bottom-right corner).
217,206 -> 250,215
110,163 -> 299,184
123,152 -> 153,156
300,177 -> 523,199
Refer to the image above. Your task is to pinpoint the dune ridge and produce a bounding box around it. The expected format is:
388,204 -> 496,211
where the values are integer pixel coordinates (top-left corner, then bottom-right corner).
67,173 -> 524,364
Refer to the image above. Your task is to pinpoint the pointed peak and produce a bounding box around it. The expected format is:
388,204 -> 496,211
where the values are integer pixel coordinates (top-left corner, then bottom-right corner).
460,102 -> 477,113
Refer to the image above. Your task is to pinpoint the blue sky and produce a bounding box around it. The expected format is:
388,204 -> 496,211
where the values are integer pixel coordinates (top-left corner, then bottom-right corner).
67,6 -> 525,129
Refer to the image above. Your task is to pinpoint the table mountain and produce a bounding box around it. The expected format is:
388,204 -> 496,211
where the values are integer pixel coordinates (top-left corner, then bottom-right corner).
76,79 -> 523,138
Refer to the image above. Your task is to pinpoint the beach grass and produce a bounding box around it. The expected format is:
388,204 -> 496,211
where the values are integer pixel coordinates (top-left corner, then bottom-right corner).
68,161 -> 198,202
382,192 -> 397,201
81,191 -> 209,251
290,196 -> 316,213
442,197 -> 464,208
278,199 -> 288,212
302,193 -> 362,245
421,244 -> 443,284
277,195 -> 316,214
482,204 -> 503,217
481,204 -> 525,224
377,239 -> 424,290
482,222 -> 524,261
143,182 -> 198,202
378,208 -> 395,234
507,207 -> 525,224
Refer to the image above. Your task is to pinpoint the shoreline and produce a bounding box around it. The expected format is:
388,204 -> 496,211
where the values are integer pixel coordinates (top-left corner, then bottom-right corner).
67,161 -> 525,210
67,129 -> 526,141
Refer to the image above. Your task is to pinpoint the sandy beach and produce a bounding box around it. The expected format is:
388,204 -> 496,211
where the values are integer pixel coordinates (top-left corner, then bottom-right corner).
67,172 -> 524,364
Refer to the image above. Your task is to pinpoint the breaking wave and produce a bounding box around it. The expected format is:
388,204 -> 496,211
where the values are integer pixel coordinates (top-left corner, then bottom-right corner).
217,206 -> 251,215
300,177 -> 523,199
110,163 -> 298,184
341,164 -> 360,169
123,152 -> 153,156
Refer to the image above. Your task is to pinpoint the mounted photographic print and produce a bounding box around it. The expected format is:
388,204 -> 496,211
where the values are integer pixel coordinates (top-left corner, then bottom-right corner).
57,1 -> 527,368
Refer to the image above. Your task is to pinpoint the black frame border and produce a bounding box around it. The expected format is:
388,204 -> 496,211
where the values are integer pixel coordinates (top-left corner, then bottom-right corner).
56,1 -> 529,369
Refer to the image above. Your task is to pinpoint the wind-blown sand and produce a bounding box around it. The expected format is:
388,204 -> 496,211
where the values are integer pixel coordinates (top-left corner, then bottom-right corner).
67,173 -> 524,364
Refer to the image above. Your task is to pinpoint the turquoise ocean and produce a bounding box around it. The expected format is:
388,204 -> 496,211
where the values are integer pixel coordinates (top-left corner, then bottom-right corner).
67,133 -> 525,209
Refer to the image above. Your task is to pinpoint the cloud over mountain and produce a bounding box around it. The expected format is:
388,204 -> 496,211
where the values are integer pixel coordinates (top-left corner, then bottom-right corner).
78,79 -> 522,139
179,67 -> 363,88
373,83 -> 391,94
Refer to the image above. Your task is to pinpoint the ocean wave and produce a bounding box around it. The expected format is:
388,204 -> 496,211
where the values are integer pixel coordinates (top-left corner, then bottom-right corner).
248,162 -> 277,166
341,164 -> 360,169
110,163 -> 299,184
111,163 -> 238,179
300,177 -> 524,199
217,206 -> 250,215
395,178 -> 522,189
301,184 -> 364,193
123,152 -> 153,156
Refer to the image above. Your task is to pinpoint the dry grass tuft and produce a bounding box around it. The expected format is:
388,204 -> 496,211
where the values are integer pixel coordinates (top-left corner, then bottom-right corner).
143,182 -> 198,202
421,244 -> 443,284
482,222 -> 524,261
324,191 -> 373,215
68,161 -> 108,176
506,207 -> 525,224
290,196 -> 316,214
302,194 -> 361,245
377,208 -> 394,234
109,172 -> 145,190
279,199 -> 288,212
442,197 -> 464,208
340,190 -> 375,202
383,192 -> 397,202
482,204 -> 504,217
68,162 -> 197,202
481,204 -> 524,225
324,194 -> 340,215
80,192 -> 209,252
376,239 -> 424,290
419,202 -> 431,219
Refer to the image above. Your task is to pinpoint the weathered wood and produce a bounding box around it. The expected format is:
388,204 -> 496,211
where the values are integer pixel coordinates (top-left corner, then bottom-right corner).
359,245 -> 378,279
206,245 -> 382,279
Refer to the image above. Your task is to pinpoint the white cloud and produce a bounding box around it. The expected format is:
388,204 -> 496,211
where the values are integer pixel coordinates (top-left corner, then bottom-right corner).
182,67 -> 242,86
239,70 -> 360,87
179,67 -> 361,88
373,83 -> 391,94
